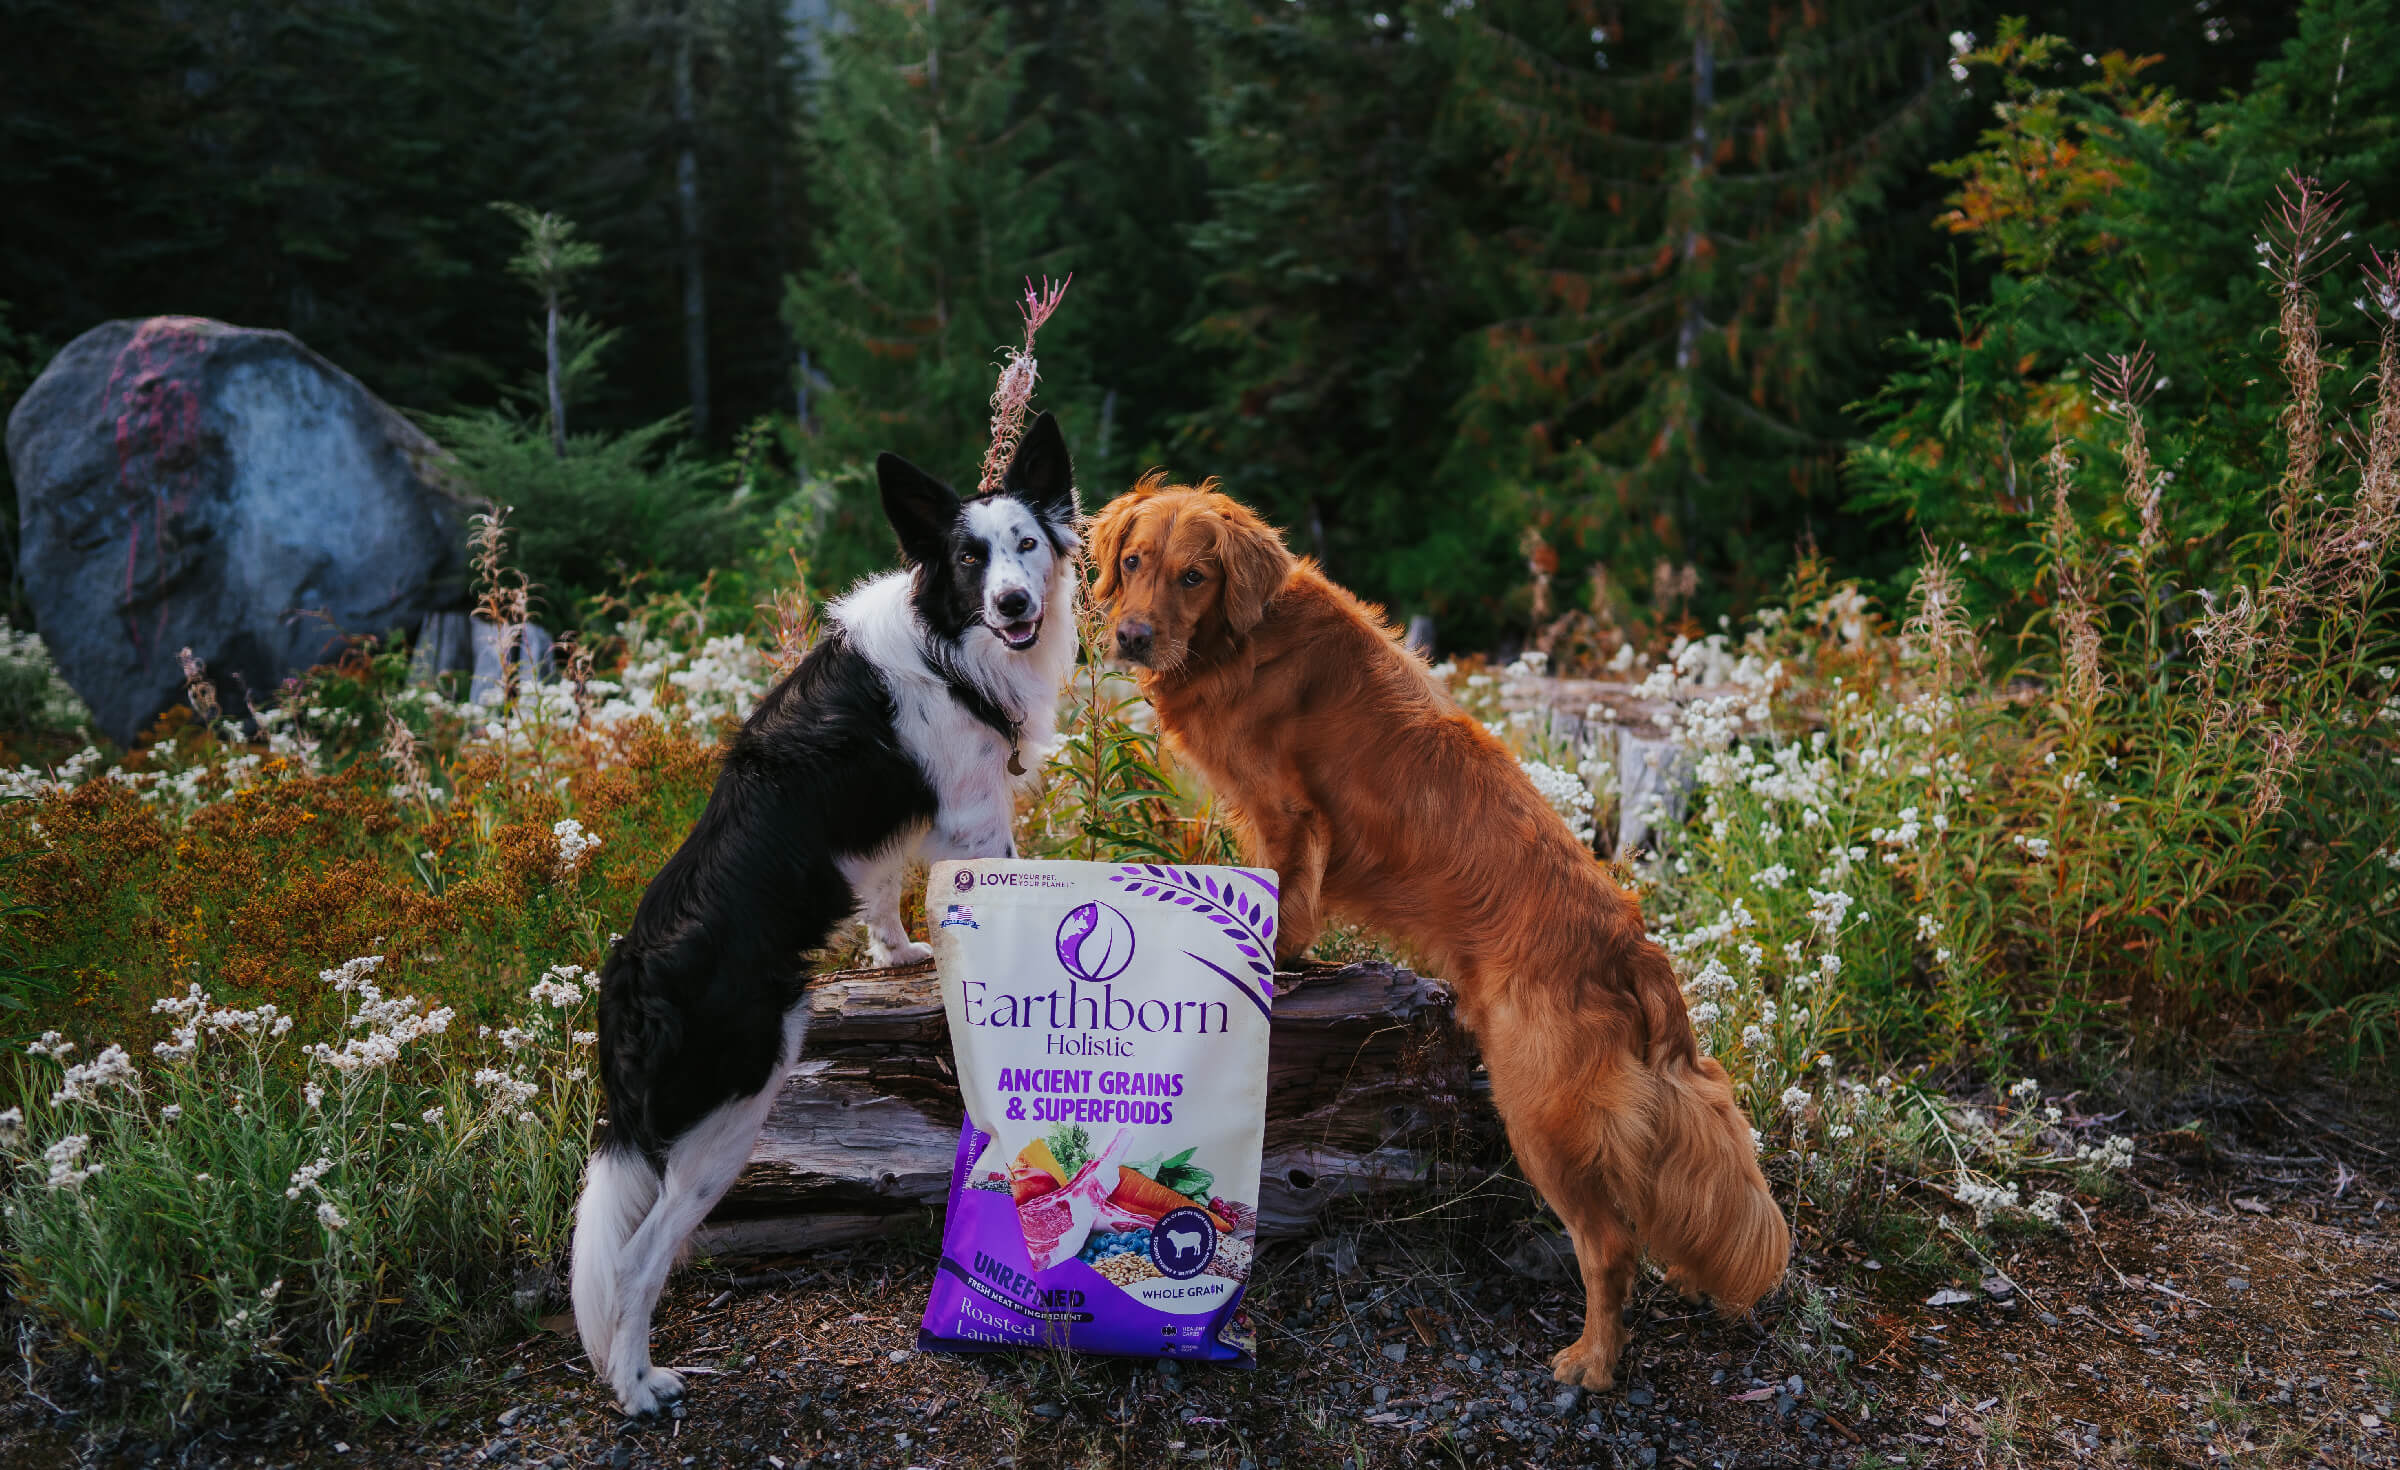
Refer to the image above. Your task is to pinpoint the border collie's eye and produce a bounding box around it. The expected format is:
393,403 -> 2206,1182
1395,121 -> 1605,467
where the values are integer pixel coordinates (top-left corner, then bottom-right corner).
1018,537 -> 1038,553
1180,567 -> 1206,588
960,550 -> 982,567
1122,554 -> 1140,572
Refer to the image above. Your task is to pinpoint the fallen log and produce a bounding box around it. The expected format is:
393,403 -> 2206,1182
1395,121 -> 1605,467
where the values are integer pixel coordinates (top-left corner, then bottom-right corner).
693,958 -> 1483,1258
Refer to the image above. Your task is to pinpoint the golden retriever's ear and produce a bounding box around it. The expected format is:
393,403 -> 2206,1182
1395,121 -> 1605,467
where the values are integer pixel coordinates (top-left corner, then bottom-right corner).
1086,488 -> 1149,604
1215,502 -> 1294,636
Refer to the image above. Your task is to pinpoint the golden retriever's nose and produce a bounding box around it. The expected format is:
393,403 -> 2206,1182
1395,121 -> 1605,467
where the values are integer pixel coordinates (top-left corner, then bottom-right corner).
1114,620 -> 1155,663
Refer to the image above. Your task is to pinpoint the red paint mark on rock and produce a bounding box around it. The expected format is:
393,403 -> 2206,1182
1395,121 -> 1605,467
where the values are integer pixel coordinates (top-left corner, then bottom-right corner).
103,317 -> 216,669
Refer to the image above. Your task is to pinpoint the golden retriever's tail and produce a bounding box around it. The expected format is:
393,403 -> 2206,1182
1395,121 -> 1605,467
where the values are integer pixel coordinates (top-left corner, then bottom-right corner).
1619,935 -> 1790,1312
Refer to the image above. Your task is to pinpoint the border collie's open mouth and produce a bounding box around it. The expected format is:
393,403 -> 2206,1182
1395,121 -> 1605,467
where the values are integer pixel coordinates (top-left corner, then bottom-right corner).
993,617 -> 1042,650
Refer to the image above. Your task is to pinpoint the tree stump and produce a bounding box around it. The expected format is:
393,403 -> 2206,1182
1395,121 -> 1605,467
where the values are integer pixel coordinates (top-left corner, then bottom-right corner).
693,959 -> 1484,1258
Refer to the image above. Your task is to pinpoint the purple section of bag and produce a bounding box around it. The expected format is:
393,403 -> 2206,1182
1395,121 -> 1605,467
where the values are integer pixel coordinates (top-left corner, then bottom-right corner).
916,1124 -> 1254,1363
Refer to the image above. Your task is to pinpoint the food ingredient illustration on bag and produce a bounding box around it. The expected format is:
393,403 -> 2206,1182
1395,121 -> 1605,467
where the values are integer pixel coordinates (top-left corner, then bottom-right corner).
920,861 -> 1275,1361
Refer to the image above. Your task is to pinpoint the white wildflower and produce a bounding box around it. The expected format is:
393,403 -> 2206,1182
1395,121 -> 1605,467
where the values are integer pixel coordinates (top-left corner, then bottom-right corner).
303,1082 -> 324,1110
319,955 -> 385,994
316,1201 -> 348,1231
286,1156 -> 336,1200
0,1107 -> 21,1146
571,1030 -> 597,1047
2076,1134 -> 2136,1171
44,1134 -> 100,1190
422,1105 -> 446,1126
26,1031 -> 73,1060
159,1104 -> 183,1123
50,1044 -> 138,1105
553,818 -> 603,873
473,1068 -> 540,1109
2030,1190 -> 2066,1226
1806,888 -> 1855,934
1519,759 -> 1596,843
1780,1085 -> 1812,1117
1955,1176 -> 2020,1227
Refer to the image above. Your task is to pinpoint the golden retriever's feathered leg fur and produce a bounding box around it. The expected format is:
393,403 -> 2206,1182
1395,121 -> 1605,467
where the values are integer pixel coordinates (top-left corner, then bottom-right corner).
1087,483 -> 1790,1388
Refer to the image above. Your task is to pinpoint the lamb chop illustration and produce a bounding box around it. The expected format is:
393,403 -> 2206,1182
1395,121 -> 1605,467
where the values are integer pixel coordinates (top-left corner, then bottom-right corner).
1016,1127 -> 1134,1271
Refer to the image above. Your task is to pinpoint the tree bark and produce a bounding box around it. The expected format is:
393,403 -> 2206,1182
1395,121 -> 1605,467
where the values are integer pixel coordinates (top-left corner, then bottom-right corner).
694,960 -> 1486,1258
545,290 -> 567,458
672,0 -> 711,442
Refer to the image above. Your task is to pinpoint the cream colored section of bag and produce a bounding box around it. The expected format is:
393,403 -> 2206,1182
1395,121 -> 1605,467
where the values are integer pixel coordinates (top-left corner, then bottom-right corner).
920,859 -> 1276,1359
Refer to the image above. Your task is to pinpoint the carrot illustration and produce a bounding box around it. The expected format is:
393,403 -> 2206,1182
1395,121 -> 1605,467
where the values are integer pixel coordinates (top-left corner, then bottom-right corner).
1109,1168 -> 1236,1232
1010,1137 -> 1068,1203
1106,1167 -> 1189,1219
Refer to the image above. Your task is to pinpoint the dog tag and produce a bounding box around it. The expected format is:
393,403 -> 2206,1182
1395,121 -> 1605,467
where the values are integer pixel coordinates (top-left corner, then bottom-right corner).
1007,746 -> 1025,776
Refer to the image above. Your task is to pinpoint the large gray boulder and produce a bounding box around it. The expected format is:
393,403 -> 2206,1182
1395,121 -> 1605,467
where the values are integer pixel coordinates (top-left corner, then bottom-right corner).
6,317 -> 477,743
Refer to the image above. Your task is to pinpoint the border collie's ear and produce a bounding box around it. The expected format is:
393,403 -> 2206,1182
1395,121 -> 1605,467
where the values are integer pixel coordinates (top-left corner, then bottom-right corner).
1215,502 -> 1294,637
877,452 -> 960,567
1001,412 -> 1076,525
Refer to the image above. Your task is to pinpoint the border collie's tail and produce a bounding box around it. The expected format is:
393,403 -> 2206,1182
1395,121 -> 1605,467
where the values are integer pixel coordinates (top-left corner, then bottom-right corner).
1625,939 -> 1790,1310
570,1140 -> 659,1377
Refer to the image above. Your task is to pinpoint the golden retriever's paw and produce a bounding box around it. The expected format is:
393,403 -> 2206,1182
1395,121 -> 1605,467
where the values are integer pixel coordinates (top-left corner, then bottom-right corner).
1548,1338 -> 1622,1390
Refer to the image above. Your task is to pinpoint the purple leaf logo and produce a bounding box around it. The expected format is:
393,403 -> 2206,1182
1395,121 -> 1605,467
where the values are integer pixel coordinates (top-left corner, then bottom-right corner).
1055,901 -> 1138,983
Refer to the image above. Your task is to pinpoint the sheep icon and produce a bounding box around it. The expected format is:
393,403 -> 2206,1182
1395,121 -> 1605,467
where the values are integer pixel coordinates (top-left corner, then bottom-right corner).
1149,1206 -> 1220,1280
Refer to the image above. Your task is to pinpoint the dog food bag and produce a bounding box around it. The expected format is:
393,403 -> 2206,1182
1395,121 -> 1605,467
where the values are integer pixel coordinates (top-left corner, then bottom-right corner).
917,858 -> 1276,1362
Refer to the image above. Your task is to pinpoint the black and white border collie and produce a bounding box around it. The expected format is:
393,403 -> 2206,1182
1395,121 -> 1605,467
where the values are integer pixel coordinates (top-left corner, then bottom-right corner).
572,413 -> 1080,1415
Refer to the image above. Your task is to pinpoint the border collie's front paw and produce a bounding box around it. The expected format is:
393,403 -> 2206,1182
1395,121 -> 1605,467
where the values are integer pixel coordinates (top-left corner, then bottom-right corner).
615,1365 -> 685,1417
872,938 -> 933,967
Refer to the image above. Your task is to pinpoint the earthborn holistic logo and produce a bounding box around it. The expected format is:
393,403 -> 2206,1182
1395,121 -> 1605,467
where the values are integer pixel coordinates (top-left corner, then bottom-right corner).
940,903 -> 979,930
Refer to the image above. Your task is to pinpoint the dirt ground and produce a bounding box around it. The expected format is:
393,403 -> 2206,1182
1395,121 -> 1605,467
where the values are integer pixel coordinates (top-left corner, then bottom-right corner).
5,1066 -> 2397,1470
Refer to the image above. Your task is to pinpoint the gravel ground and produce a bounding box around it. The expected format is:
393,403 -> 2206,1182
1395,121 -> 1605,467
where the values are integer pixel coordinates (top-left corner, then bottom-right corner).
5,1069 -> 2396,1469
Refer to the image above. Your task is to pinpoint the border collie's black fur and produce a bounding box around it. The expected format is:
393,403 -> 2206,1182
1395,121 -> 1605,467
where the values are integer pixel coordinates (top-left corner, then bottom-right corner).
572,415 -> 1079,1414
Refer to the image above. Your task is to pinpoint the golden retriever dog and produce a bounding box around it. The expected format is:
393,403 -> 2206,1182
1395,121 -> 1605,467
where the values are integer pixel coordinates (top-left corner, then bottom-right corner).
1088,476 -> 1788,1388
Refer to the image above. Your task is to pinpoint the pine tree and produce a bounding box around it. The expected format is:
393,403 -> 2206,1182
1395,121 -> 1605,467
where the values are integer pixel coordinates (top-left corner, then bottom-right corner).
785,0 -> 1068,480
1452,0 -> 1961,604
1014,0 -> 1216,492
1177,2 -> 1503,628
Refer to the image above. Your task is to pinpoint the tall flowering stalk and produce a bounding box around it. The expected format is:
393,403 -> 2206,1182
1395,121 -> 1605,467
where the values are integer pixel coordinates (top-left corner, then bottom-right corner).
2262,172 -> 2346,550
976,275 -> 1072,496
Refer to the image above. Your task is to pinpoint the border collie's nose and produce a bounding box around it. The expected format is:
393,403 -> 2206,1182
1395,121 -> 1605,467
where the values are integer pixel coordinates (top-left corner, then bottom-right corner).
995,588 -> 1031,620
1115,621 -> 1154,662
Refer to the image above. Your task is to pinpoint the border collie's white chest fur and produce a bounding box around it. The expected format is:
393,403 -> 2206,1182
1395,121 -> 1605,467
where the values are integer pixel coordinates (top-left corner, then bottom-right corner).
827,545 -> 1078,942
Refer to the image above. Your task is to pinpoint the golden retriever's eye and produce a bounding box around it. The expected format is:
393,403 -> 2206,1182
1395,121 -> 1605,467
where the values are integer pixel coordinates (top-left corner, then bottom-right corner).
1122,554 -> 1140,572
1018,537 -> 1038,553
1180,567 -> 1206,588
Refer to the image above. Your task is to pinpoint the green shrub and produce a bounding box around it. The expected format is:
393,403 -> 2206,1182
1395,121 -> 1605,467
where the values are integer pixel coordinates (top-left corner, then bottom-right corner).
424,408 -> 757,621
0,954 -> 595,1426
0,617 -> 92,748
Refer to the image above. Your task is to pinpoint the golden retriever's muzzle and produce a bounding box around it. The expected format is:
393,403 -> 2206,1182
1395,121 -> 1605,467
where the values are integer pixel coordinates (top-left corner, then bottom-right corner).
1113,618 -> 1156,665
